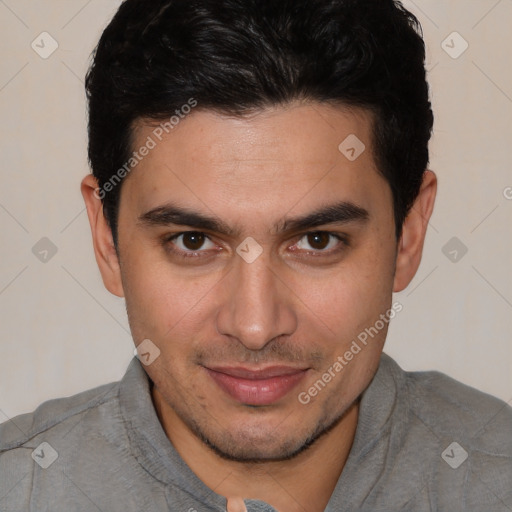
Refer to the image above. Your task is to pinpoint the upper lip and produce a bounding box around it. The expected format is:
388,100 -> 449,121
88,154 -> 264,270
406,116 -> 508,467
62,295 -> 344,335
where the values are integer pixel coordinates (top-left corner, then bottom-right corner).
205,365 -> 308,380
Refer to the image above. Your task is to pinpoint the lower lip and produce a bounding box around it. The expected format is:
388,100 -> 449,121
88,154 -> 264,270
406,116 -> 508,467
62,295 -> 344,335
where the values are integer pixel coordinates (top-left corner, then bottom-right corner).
205,368 -> 307,406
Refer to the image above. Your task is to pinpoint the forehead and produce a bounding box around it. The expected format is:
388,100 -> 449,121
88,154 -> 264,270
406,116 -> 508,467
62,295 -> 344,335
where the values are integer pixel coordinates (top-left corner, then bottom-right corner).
133,102 -> 374,165
120,102 -> 391,229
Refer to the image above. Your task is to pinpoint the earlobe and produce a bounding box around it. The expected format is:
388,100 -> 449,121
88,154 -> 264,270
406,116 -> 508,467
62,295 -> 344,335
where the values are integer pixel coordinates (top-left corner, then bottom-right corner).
81,174 -> 125,298
393,170 -> 437,293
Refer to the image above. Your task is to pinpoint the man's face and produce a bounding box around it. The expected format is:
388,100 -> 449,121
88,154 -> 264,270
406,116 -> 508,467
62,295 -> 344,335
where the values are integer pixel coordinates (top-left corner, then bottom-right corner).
115,103 -> 398,461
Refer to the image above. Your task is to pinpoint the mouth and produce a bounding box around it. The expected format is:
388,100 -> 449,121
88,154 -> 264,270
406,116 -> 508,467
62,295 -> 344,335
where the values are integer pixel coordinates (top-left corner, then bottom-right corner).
203,365 -> 309,406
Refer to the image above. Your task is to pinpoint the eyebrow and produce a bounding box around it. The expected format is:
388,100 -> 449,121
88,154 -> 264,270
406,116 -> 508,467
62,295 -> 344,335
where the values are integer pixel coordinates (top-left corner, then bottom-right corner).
138,200 -> 369,237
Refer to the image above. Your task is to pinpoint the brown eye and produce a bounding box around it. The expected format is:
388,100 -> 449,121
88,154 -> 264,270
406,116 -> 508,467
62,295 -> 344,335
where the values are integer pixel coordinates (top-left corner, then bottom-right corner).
167,232 -> 216,255
294,231 -> 345,253
306,232 -> 331,250
181,232 -> 206,250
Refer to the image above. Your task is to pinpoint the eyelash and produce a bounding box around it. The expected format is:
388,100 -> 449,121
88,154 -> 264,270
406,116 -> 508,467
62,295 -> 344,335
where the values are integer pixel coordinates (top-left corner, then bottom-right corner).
163,231 -> 349,259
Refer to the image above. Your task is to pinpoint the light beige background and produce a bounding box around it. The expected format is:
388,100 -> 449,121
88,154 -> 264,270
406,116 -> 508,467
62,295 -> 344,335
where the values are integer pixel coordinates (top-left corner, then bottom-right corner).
0,0 -> 511,421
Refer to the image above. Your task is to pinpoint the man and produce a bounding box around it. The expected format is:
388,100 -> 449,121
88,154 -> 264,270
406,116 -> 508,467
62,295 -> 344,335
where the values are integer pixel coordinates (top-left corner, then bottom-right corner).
1,0 -> 511,510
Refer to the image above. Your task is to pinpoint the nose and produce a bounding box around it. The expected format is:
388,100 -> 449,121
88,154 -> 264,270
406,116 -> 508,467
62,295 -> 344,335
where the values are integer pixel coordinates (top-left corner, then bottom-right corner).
215,248 -> 297,351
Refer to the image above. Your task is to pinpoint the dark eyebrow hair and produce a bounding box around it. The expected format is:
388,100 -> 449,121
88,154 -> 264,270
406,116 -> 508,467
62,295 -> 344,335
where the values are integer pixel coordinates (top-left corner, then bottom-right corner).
138,201 -> 369,237
278,202 -> 369,233
138,204 -> 234,235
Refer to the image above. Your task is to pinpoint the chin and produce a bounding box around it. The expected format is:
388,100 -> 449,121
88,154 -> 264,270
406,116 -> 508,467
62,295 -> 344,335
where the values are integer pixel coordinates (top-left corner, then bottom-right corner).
202,432 -> 312,463
190,406 -> 344,463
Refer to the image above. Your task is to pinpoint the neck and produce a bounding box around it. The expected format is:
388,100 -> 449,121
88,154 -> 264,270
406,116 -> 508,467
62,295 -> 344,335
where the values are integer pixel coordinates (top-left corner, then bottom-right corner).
152,388 -> 360,512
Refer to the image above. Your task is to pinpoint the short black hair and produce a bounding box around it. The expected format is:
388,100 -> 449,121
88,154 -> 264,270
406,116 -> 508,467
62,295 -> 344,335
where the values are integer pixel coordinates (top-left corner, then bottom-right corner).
85,0 -> 433,246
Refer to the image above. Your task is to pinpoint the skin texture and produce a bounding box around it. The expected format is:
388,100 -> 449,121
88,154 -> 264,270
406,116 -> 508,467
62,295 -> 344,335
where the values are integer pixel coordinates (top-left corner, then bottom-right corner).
82,102 -> 437,512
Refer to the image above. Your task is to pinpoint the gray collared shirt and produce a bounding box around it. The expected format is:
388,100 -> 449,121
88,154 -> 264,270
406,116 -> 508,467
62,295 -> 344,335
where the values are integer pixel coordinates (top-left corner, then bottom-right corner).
1,352 -> 511,511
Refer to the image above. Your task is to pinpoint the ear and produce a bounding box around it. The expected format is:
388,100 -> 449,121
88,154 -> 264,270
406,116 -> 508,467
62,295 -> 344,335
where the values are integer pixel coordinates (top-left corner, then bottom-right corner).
393,170 -> 437,292
81,174 -> 125,297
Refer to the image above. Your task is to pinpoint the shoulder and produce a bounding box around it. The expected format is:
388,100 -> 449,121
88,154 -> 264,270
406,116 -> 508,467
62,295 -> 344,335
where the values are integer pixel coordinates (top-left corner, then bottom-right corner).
0,379 -> 121,453
0,379 -> 122,509
382,353 -> 512,509
397,358 -> 512,444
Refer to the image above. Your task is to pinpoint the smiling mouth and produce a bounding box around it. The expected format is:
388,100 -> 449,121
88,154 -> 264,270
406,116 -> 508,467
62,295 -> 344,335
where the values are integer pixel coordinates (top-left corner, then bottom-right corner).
203,365 -> 309,406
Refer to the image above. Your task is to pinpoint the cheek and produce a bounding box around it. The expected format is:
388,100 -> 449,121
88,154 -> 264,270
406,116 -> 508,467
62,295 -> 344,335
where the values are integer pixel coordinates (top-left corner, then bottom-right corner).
292,245 -> 394,341
122,254 -> 223,343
